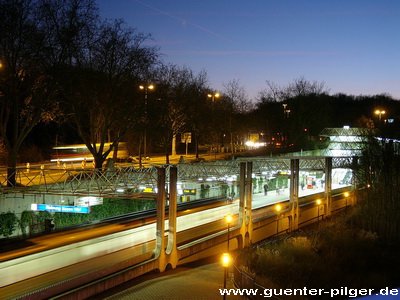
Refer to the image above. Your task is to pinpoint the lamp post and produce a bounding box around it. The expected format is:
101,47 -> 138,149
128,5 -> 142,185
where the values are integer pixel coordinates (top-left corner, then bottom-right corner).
208,92 -> 220,105
208,92 -> 220,157
139,84 -> 154,167
275,204 -> 282,235
225,214 -> 232,252
344,192 -> 349,212
221,252 -> 231,300
282,104 -> 291,147
316,199 -> 322,228
375,109 -> 385,126
282,103 -> 290,118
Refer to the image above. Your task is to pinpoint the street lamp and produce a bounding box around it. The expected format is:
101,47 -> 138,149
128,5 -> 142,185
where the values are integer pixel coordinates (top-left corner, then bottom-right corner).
207,92 -> 220,103
221,252 -> 231,299
275,204 -> 282,235
139,84 -> 155,167
282,103 -> 290,118
225,214 -> 232,252
207,92 -> 220,157
344,192 -> 349,210
139,84 -> 154,93
375,109 -> 385,123
316,199 -> 322,227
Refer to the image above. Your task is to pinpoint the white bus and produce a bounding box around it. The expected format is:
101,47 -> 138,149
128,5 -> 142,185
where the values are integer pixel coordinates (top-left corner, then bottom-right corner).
51,142 -> 128,162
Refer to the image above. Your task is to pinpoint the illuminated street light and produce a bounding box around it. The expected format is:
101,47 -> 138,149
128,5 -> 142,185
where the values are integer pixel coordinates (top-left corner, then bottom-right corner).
316,199 -> 322,227
207,92 -> 220,158
221,252 -> 231,299
282,103 -> 290,117
225,214 -> 232,251
221,252 -> 231,267
139,84 -> 154,93
207,92 -> 220,102
275,204 -> 282,235
375,109 -> 386,123
344,192 -> 349,213
139,84 -> 155,167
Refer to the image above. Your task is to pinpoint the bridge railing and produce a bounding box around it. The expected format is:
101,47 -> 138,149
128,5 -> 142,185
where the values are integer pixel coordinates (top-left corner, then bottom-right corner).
0,155 -> 357,197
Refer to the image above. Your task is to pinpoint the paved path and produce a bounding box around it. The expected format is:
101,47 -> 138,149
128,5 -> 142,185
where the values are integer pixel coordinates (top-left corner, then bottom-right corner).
93,255 -> 244,300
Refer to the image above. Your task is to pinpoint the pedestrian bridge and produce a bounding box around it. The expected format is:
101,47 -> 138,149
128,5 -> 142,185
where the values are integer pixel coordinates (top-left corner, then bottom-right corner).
0,156 -> 361,299
0,155 -> 356,197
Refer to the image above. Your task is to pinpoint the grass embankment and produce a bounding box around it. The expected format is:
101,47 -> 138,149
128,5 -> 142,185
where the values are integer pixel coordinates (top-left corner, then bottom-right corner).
239,212 -> 400,297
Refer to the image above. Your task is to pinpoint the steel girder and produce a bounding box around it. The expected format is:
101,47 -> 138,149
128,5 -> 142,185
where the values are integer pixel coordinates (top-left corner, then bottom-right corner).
0,156 -> 356,197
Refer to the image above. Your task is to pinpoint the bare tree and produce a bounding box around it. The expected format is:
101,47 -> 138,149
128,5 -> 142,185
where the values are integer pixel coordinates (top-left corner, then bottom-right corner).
153,64 -> 209,163
259,76 -> 329,103
61,19 -> 159,169
222,79 -> 253,152
258,80 -> 285,103
286,76 -> 330,98
0,0 -> 97,185
255,77 -> 332,149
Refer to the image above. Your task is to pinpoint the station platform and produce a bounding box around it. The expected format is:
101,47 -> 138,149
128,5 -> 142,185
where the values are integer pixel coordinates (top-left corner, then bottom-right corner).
93,255 -> 244,300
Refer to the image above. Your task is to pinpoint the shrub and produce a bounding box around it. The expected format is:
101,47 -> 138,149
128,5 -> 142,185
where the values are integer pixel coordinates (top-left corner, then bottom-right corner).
52,199 -> 156,229
0,212 -> 18,237
241,217 -> 400,292
20,210 -> 36,235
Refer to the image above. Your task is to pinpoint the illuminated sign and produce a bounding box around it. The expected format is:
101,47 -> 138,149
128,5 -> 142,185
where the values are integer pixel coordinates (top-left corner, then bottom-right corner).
75,196 -> 103,207
181,132 -> 192,143
183,189 -> 197,195
31,203 -> 90,214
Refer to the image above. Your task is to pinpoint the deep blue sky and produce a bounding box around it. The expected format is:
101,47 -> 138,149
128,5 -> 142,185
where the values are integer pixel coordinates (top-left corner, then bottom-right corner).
97,0 -> 400,101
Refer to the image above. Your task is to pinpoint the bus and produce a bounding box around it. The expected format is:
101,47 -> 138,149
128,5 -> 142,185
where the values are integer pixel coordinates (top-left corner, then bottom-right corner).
51,142 -> 129,162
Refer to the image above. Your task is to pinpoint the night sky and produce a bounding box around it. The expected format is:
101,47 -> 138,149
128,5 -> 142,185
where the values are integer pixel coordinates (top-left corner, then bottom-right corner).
97,0 -> 400,101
